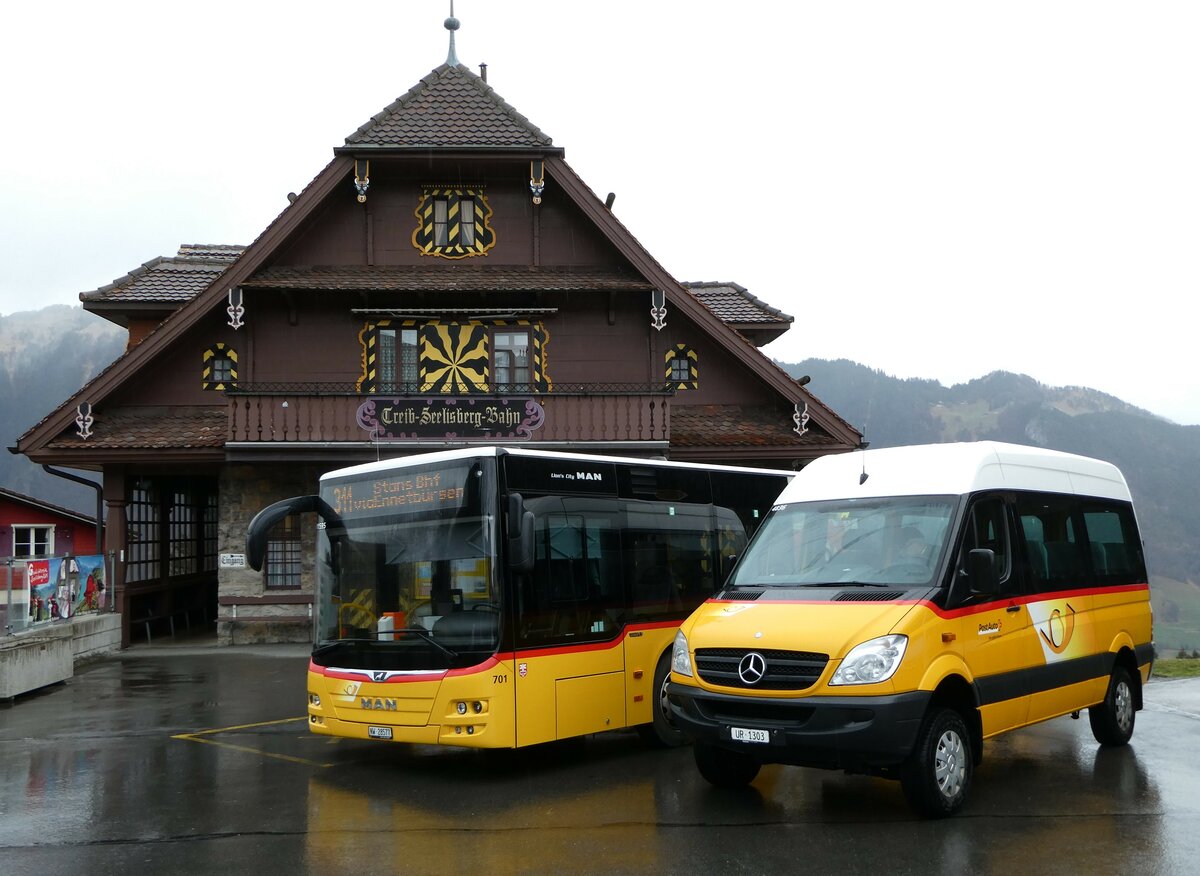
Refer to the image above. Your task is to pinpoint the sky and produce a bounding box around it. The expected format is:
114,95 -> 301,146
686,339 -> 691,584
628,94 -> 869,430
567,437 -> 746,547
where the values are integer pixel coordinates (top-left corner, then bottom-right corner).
2,1 -> 1198,424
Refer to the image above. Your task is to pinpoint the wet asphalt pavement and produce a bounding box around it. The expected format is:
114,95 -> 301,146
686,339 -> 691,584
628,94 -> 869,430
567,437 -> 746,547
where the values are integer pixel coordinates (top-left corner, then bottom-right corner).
2,635 -> 1199,875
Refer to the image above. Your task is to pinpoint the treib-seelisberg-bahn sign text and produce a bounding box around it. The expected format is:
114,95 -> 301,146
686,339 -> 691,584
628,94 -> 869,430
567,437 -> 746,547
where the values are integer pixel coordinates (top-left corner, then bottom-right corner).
356,397 -> 545,441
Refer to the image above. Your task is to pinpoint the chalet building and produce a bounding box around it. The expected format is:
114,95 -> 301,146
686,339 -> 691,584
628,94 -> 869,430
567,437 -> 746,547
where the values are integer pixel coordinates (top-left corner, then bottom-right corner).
16,30 -> 861,647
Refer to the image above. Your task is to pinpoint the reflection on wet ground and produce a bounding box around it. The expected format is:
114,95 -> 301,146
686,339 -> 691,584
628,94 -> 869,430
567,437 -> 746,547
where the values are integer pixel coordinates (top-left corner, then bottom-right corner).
2,646 -> 1198,875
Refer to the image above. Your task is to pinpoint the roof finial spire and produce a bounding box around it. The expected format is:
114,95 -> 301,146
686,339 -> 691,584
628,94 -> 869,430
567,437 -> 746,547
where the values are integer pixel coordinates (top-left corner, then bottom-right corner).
445,1 -> 460,67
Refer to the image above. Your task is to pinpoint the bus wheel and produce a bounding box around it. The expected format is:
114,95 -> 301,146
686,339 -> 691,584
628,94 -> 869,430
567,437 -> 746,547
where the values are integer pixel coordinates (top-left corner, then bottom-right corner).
638,652 -> 688,748
1089,664 -> 1135,747
900,707 -> 972,818
694,742 -> 760,788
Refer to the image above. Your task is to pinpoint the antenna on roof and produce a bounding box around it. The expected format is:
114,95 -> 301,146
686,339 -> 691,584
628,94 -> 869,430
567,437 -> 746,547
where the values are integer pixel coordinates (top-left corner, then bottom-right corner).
445,2 -> 461,67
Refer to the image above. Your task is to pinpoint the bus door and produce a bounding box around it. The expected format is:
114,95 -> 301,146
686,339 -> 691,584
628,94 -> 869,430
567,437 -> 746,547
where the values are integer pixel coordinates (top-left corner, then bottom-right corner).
954,496 -> 1042,736
514,505 -> 625,746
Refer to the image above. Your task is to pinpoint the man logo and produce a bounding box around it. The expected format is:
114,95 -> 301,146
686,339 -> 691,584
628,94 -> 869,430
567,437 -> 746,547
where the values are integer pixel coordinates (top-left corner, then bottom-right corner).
738,652 -> 767,686
373,671 -> 388,682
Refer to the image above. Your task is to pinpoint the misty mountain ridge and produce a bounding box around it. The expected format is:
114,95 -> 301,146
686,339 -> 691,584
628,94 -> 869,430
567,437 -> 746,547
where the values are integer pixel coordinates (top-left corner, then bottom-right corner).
781,357 -> 1200,652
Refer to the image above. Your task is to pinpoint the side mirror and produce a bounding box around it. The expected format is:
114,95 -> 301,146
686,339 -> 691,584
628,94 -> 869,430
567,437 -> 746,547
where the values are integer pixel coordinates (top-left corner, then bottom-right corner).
506,493 -> 536,573
966,548 -> 999,595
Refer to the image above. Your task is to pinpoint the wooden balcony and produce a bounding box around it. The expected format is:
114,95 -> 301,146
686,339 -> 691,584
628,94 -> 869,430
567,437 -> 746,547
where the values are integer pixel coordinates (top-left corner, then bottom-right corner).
226,385 -> 671,445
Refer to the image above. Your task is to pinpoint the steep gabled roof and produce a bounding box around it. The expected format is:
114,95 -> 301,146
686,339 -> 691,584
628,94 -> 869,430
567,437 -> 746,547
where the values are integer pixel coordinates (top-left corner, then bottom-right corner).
80,244 -> 245,327
684,281 -> 793,347
343,63 -> 557,152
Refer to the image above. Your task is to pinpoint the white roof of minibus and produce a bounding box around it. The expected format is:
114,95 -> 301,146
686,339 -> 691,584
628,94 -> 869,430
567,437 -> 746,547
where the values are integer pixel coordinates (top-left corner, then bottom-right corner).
320,446 -> 790,483
778,441 -> 1131,504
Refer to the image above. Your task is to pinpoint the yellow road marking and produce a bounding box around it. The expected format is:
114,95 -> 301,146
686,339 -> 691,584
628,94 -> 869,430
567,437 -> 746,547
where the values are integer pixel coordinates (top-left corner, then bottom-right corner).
172,717 -> 336,768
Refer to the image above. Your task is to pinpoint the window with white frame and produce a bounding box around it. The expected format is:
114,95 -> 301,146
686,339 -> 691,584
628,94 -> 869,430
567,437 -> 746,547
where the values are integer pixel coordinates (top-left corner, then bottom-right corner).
12,525 -> 54,559
493,329 -> 531,392
378,327 -> 420,392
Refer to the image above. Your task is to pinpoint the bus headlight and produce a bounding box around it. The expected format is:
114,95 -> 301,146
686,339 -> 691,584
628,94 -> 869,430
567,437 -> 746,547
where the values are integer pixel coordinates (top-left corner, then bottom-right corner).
830,635 -> 908,685
671,630 -> 693,678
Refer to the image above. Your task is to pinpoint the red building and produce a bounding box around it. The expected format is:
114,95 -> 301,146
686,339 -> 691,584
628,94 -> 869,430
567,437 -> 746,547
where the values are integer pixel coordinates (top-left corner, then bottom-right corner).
16,32 -> 862,646
1,487 -> 98,561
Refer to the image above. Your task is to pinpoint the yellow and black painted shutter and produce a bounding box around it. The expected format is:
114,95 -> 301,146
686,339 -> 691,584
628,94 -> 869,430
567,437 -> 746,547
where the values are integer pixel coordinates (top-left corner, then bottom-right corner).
412,186 -> 496,259
666,343 -> 698,390
358,320 -> 551,394
202,343 -> 237,390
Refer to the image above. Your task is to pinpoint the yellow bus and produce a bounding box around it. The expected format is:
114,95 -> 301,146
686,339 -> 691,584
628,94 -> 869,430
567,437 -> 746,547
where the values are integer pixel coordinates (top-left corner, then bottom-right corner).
246,447 -> 790,748
667,441 -> 1154,816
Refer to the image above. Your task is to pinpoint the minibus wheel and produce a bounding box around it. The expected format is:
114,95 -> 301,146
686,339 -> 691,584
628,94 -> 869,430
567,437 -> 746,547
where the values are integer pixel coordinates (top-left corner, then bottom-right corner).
1089,665 -> 1135,746
638,652 -> 688,748
900,707 -> 972,818
694,741 -> 760,787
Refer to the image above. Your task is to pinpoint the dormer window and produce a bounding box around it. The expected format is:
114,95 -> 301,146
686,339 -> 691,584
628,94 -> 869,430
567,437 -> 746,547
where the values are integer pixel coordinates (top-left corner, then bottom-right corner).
414,186 -> 495,259
434,196 -> 476,247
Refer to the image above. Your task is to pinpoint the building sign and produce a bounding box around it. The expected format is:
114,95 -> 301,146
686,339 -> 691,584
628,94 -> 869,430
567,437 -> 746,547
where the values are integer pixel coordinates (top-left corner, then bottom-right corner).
219,553 -> 247,568
356,397 -> 545,441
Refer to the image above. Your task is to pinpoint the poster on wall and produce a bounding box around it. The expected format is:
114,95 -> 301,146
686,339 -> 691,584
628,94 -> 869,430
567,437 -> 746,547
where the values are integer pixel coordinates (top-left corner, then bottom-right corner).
73,555 -> 106,614
26,558 -> 62,623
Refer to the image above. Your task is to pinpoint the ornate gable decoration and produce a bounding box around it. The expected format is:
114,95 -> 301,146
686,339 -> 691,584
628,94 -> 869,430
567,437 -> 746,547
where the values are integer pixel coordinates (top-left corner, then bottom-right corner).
412,186 -> 495,259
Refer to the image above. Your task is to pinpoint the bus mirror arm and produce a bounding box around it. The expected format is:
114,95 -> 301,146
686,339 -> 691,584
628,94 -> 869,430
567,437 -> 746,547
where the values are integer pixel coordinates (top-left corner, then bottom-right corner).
246,495 -> 340,571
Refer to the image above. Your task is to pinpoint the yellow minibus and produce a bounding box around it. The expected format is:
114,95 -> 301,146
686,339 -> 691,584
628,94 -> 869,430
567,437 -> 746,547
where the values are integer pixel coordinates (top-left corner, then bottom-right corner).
667,441 -> 1154,817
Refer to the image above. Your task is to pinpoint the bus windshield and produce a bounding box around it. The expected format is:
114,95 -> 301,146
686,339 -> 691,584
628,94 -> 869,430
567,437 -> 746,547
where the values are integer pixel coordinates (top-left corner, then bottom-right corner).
729,496 -> 957,589
315,459 -> 499,669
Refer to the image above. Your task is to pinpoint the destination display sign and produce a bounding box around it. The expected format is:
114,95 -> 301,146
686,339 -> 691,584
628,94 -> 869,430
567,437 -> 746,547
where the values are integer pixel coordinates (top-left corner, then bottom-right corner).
326,465 -> 471,519
356,398 -> 545,441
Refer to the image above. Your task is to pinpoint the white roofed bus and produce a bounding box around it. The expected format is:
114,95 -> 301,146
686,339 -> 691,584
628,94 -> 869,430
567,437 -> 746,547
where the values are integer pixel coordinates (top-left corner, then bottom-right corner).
246,447 -> 792,749
667,441 -> 1154,817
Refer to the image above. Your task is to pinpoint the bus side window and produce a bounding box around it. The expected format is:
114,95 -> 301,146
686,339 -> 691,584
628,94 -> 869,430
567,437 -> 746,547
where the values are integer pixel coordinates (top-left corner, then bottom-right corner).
1017,494 -> 1087,592
958,497 -> 1012,591
1081,503 -> 1147,586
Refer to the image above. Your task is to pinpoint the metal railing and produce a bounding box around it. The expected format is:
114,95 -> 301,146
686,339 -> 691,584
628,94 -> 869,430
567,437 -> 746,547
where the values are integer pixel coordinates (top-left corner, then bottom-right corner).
2,553 -> 117,637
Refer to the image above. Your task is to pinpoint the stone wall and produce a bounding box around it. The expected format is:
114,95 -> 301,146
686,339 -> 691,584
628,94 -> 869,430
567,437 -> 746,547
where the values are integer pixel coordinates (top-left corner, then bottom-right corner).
217,463 -> 322,645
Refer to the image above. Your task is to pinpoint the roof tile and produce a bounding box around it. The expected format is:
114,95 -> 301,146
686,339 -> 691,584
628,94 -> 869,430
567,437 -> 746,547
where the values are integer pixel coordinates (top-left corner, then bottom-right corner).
80,245 -> 243,305
346,64 -> 553,149
684,282 -> 793,325
245,264 -> 651,292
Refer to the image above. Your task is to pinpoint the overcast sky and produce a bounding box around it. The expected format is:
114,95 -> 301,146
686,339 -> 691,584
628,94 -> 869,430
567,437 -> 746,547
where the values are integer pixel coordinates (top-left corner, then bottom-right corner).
2,2 -> 1197,424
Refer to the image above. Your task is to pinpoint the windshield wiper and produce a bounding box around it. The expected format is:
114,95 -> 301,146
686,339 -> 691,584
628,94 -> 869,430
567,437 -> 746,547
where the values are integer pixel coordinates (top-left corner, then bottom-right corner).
379,627 -> 459,659
831,580 -> 894,588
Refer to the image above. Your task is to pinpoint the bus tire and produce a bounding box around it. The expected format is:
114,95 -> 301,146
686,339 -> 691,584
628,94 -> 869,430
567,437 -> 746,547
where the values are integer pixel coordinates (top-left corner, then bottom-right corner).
900,707 -> 972,818
1089,664 -> 1135,747
694,741 -> 760,788
638,651 -> 688,748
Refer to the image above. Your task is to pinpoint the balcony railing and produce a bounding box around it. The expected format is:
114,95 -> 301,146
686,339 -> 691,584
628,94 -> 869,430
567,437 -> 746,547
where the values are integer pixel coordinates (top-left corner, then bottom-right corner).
226,384 -> 673,444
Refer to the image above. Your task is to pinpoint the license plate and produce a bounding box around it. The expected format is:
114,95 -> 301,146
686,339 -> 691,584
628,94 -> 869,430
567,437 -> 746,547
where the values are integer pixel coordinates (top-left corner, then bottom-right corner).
730,726 -> 770,744
367,726 -> 393,740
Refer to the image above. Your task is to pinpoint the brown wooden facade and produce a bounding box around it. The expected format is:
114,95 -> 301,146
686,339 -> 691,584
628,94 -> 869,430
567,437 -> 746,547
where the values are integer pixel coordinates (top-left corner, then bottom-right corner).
16,58 -> 861,646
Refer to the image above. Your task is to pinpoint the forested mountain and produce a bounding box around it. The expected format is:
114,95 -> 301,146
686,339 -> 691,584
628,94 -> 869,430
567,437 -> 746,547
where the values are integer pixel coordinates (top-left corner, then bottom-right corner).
781,358 -> 1200,652
0,306 -> 124,511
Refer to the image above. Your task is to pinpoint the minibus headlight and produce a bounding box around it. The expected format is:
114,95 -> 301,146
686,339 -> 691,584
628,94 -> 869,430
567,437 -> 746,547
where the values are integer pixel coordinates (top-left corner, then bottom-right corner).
671,630 -> 693,678
830,635 -> 908,686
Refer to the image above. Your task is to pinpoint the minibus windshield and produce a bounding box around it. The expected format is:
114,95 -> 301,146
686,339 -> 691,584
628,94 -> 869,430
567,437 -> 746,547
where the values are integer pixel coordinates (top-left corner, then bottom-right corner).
730,496 -> 955,588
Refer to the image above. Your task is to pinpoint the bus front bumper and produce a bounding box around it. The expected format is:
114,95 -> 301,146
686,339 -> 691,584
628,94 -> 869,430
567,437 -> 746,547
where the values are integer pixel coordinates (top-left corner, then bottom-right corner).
666,680 -> 932,773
